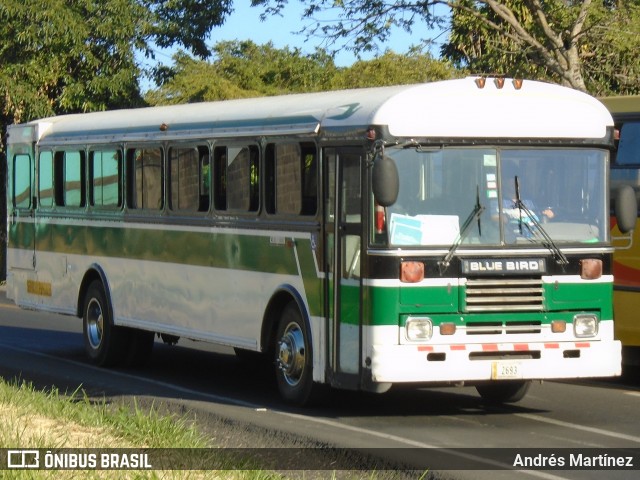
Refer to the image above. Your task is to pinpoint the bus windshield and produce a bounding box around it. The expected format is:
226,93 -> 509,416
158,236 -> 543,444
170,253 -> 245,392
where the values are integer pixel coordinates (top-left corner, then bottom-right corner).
383,147 -> 607,247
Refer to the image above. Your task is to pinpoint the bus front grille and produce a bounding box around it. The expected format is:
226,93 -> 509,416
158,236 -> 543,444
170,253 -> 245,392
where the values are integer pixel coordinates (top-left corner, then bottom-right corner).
464,278 -> 543,312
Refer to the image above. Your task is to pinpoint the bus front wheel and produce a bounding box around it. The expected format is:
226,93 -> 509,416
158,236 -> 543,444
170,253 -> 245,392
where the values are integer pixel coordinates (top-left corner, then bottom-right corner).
82,280 -> 128,367
476,380 -> 531,404
274,302 -> 315,405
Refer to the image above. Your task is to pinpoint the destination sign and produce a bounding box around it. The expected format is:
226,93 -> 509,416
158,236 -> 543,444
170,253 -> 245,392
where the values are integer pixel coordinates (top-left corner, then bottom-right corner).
461,258 -> 546,275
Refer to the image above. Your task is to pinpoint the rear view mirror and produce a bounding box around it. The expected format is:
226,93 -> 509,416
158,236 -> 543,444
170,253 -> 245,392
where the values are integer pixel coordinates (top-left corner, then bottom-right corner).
372,154 -> 399,207
614,185 -> 638,234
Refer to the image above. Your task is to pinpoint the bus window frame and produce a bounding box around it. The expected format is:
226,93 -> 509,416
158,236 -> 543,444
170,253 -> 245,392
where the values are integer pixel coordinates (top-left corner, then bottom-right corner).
89,147 -> 124,211
12,152 -> 32,209
264,141 -> 319,218
167,143 -> 211,215
125,144 -> 165,212
212,142 -> 260,215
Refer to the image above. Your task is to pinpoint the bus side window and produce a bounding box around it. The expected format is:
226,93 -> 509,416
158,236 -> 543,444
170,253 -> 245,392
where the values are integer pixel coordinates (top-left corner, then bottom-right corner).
226,145 -> 259,212
90,149 -> 122,208
169,146 -> 209,213
13,153 -> 32,209
64,151 -> 85,207
213,146 -> 227,211
53,150 -> 86,207
38,151 -> 54,208
127,147 -> 164,210
265,142 -> 317,216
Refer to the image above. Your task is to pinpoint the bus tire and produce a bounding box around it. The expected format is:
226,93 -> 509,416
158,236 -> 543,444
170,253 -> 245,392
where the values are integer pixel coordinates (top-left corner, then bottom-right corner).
82,280 -> 128,367
476,380 -> 531,404
274,302 -> 315,405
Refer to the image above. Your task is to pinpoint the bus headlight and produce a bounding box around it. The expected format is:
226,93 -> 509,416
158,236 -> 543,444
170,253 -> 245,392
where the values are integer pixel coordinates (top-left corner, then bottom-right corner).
574,314 -> 598,338
406,317 -> 433,341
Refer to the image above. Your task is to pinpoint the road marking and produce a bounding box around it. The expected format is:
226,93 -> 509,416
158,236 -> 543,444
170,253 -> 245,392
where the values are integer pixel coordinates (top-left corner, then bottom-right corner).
514,413 -> 640,444
0,342 -> 600,479
270,409 -> 569,479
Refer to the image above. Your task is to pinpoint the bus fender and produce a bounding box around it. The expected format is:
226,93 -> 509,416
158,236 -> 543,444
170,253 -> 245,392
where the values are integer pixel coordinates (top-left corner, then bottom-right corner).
261,285 -> 310,354
77,264 -> 114,325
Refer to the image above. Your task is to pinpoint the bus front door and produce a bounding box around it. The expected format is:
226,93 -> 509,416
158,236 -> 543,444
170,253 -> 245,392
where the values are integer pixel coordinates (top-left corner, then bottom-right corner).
325,147 -> 362,388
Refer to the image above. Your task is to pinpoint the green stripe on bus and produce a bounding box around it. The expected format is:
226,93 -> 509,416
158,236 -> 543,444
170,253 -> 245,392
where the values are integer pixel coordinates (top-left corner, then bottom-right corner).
29,222 -> 302,275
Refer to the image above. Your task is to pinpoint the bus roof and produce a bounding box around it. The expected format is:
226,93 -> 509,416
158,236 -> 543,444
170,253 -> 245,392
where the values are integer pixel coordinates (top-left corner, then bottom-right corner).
11,77 -> 613,145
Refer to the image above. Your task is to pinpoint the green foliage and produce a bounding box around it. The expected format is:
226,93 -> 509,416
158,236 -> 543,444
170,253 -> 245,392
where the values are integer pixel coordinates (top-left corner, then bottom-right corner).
147,0 -> 234,58
580,2 -> 640,96
442,0 -> 640,95
146,41 -> 339,104
441,0 -> 548,80
145,41 -> 460,105
257,0 -> 640,95
0,0 -> 144,123
330,49 -> 463,89
0,0 -> 233,125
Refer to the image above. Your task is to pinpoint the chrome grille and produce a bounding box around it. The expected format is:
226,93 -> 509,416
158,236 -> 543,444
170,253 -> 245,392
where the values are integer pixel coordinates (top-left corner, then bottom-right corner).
464,278 -> 544,312
465,321 -> 542,335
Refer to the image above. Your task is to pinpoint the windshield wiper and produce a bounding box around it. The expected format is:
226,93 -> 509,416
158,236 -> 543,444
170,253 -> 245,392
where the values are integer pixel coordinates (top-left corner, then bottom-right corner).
439,186 -> 485,273
513,176 -> 569,266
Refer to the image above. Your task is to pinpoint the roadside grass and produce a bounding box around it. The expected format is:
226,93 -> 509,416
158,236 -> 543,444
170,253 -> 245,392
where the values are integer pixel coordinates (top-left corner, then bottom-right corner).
0,378 -> 282,479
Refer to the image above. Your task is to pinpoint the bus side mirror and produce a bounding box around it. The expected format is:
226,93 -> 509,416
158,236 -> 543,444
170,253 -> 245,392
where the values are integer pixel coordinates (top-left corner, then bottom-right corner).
614,185 -> 638,234
372,154 -> 399,207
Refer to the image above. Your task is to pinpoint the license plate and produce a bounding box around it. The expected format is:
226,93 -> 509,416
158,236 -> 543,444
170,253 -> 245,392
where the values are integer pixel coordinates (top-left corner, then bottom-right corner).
491,361 -> 523,379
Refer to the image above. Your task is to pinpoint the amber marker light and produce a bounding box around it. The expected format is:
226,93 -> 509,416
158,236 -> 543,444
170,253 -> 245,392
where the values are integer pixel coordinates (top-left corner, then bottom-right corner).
401,261 -> 424,283
551,320 -> 567,333
580,259 -> 602,280
512,78 -> 524,90
494,77 -> 505,89
439,323 -> 457,336
475,77 -> 486,89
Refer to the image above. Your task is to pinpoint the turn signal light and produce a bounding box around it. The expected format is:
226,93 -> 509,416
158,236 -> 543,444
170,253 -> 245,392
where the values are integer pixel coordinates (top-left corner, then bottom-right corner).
551,320 -> 567,333
580,259 -> 602,280
439,323 -> 457,335
401,261 -> 424,283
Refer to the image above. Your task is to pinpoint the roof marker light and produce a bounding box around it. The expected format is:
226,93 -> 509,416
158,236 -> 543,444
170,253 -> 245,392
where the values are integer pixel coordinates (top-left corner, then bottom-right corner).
494,77 -> 505,89
512,78 -> 524,90
475,77 -> 486,89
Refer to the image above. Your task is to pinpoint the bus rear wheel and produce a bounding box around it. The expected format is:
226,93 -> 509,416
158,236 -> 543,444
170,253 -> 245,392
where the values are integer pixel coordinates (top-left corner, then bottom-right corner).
274,302 -> 315,405
82,280 -> 128,367
476,380 -> 531,404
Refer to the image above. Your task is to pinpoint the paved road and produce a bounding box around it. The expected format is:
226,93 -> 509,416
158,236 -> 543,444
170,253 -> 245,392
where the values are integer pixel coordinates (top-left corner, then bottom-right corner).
1,285 -> 639,479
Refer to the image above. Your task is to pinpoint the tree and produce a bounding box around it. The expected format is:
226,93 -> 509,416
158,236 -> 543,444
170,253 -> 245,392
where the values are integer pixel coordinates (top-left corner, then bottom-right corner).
254,0 -> 640,94
146,40 -> 339,105
0,0 -> 233,280
0,0 -> 233,124
442,1 -> 640,95
330,49 -> 462,89
145,41 -> 460,105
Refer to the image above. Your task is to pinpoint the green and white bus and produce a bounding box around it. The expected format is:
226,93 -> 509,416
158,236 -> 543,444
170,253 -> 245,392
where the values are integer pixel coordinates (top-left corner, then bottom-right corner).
6,77 -> 636,405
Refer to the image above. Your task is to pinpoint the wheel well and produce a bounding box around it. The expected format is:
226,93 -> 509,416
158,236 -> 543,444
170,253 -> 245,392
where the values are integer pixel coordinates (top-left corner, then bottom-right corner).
261,289 -> 307,357
76,267 -> 106,318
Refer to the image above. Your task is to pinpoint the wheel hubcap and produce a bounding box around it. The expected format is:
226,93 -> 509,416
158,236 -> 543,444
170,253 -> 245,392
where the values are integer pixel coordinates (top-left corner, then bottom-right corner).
86,298 -> 104,349
277,322 -> 305,386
